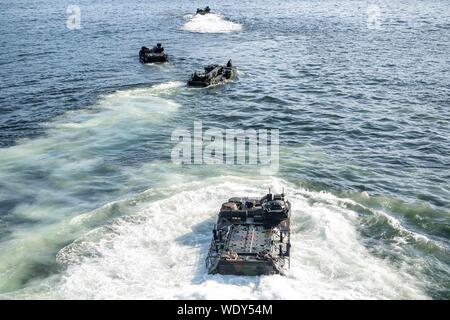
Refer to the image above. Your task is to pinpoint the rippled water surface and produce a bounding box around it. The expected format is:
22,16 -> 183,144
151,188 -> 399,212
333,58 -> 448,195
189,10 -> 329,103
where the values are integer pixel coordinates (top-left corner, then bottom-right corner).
0,0 -> 449,299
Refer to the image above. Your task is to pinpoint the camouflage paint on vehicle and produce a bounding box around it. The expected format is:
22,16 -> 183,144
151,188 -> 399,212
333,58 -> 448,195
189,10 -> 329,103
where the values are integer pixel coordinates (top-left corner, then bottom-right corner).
206,193 -> 291,275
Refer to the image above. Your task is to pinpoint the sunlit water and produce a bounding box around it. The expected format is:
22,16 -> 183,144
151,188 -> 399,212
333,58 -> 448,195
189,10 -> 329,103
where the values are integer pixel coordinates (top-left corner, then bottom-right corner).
0,0 -> 449,299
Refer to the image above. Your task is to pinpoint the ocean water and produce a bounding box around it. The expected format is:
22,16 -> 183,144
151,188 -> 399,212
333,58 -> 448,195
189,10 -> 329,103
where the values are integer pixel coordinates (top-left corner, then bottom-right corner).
0,0 -> 449,299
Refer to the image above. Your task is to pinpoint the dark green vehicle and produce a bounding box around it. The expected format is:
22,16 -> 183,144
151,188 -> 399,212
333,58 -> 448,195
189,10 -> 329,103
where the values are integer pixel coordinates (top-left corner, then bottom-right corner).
187,60 -> 237,87
206,192 -> 291,275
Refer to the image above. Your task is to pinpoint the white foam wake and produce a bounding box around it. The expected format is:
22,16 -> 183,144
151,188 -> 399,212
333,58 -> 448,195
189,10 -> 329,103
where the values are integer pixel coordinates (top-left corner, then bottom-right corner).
149,81 -> 185,92
0,83 -> 180,294
55,177 -> 428,300
181,13 -> 242,33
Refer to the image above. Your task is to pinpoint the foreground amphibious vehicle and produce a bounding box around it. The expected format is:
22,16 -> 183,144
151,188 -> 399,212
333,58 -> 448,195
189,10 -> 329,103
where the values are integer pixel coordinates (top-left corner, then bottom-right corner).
188,60 -> 237,87
139,43 -> 168,63
206,192 -> 291,275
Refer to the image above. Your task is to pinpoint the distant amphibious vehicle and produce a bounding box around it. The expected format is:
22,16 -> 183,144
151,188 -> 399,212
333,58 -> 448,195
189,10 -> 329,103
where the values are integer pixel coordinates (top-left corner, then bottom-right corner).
188,60 -> 237,87
139,43 -> 168,63
206,192 -> 291,275
196,6 -> 211,15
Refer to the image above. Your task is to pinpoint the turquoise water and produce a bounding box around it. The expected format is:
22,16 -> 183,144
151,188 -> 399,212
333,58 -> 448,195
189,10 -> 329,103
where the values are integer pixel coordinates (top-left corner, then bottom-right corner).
0,0 -> 449,299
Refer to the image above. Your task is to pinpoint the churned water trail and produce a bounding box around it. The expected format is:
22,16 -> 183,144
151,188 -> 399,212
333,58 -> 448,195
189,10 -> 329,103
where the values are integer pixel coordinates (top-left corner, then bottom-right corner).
3,177 -> 428,299
0,84 -> 181,293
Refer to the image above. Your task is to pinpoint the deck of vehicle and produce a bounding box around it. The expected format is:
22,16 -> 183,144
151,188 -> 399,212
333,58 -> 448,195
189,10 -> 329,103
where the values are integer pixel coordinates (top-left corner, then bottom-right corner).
188,60 -> 237,87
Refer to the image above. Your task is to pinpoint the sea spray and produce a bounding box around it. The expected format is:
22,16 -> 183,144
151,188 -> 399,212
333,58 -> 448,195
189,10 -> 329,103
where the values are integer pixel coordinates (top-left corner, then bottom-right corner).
182,13 -> 242,33
54,177 -> 428,299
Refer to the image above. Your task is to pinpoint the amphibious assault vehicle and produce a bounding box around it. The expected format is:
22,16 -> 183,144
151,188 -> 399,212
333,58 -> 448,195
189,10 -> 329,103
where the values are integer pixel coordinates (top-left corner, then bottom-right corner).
188,60 -> 237,87
206,192 -> 291,275
139,43 -> 168,63
196,6 -> 211,15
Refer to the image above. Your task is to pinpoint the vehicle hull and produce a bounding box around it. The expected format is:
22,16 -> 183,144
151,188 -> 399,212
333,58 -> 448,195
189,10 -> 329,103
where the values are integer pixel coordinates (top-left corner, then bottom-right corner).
139,53 -> 168,63
209,259 -> 283,276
